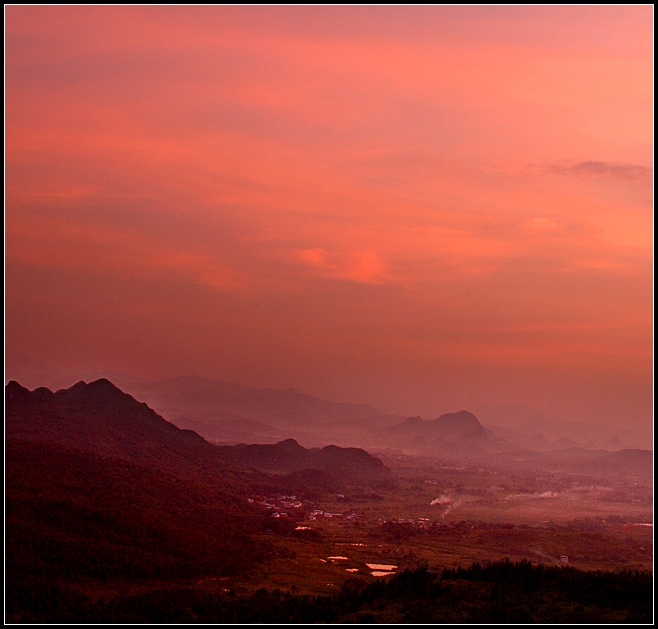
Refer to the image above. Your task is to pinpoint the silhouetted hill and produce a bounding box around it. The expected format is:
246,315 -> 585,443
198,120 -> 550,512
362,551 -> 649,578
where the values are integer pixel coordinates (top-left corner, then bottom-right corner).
104,374 -> 386,426
214,438 -> 391,483
45,372 -> 404,448
5,379 -> 391,486
392,411 -> 487,438
382,410 -> 494,456
5,379 -> 252,484
6,439 -> 265,586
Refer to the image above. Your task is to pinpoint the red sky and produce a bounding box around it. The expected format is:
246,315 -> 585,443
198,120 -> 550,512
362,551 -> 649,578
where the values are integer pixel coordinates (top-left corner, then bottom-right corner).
5,7 -> 653,435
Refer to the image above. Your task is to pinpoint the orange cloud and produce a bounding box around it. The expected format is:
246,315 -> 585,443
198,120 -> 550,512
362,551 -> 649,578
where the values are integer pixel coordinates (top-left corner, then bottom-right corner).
296,248 -> 391,285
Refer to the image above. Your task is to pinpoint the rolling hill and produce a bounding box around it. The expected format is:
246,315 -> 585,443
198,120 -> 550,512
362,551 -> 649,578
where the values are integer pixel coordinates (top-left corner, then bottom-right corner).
214,438 -> 391,483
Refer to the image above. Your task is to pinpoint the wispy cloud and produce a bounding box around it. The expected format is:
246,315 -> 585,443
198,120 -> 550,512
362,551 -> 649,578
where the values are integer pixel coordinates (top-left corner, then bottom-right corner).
537,160 -> 651,181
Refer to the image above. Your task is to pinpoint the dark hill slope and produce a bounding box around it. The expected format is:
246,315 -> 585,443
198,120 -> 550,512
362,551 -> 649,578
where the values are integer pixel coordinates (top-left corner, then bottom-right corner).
5,380 -> 273,600
5,379 -> 265,486
6,438 -> 265,587
5,379 -> 390,486
214,438 -> 391,483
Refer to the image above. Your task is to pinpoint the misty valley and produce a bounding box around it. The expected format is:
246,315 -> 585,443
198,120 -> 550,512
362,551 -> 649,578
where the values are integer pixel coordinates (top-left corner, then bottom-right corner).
5,377 -> 653,624
6,5 -> 653,626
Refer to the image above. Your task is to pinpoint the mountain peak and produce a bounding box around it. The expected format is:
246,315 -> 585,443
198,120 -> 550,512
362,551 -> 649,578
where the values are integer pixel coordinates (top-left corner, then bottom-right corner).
88,377 -> 124,392
55,378 -> 143,412
5,380 -> 34,405
5,380 -> 30,394
432,410 -> 482,428
276,438 -> 304,450
5,378 -> 229,479
387,409 -> 489,454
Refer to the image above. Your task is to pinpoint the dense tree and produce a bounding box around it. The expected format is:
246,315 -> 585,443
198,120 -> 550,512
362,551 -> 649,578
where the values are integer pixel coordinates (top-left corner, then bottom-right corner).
7,558 -> 652,623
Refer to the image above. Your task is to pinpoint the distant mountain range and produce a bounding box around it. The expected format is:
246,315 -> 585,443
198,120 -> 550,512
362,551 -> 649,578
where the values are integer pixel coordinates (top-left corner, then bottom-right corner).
6,373 -> 652,470
489,446 -> 653,479
10,372 -> 520,455
5,378 -> 390,487
6,379 -> 243,483
9,371 -> 651,451
38,372 -> 395,449
383,411 -> 493,455
474,402 -> 650,451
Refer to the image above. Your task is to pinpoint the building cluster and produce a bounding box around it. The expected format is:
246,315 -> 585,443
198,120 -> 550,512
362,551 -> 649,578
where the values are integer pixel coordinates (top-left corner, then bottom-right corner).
249,495 -> 303,519
249,495 -> 359,521
309,509 -> 357,521
380,518 -> 534,532
383,517 -> 431,527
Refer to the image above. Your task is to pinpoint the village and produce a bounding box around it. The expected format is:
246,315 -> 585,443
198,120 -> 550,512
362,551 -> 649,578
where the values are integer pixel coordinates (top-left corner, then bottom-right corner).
249,494 -> 362,522
248,492 -> 583,535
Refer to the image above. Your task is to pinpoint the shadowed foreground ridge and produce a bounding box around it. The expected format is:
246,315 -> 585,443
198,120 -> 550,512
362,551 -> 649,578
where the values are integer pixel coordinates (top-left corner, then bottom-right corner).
5,379 -> 389,485
5,378 -> 224,478
6,561 -> 652,624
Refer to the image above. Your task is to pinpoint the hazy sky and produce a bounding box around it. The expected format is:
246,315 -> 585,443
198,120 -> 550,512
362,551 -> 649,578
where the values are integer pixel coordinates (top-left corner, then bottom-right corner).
5,6 -> 653,431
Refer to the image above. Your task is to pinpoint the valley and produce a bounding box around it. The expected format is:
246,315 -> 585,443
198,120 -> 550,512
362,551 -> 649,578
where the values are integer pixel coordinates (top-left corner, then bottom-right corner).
239,464 -> 652,597
6,6 -> 653,623
4,378 -> 653,623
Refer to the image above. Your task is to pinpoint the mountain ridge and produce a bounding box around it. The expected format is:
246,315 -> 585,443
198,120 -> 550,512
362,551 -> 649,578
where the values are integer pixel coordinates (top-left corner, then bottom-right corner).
5,378 -> 391,486
215,437 -> 391,482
